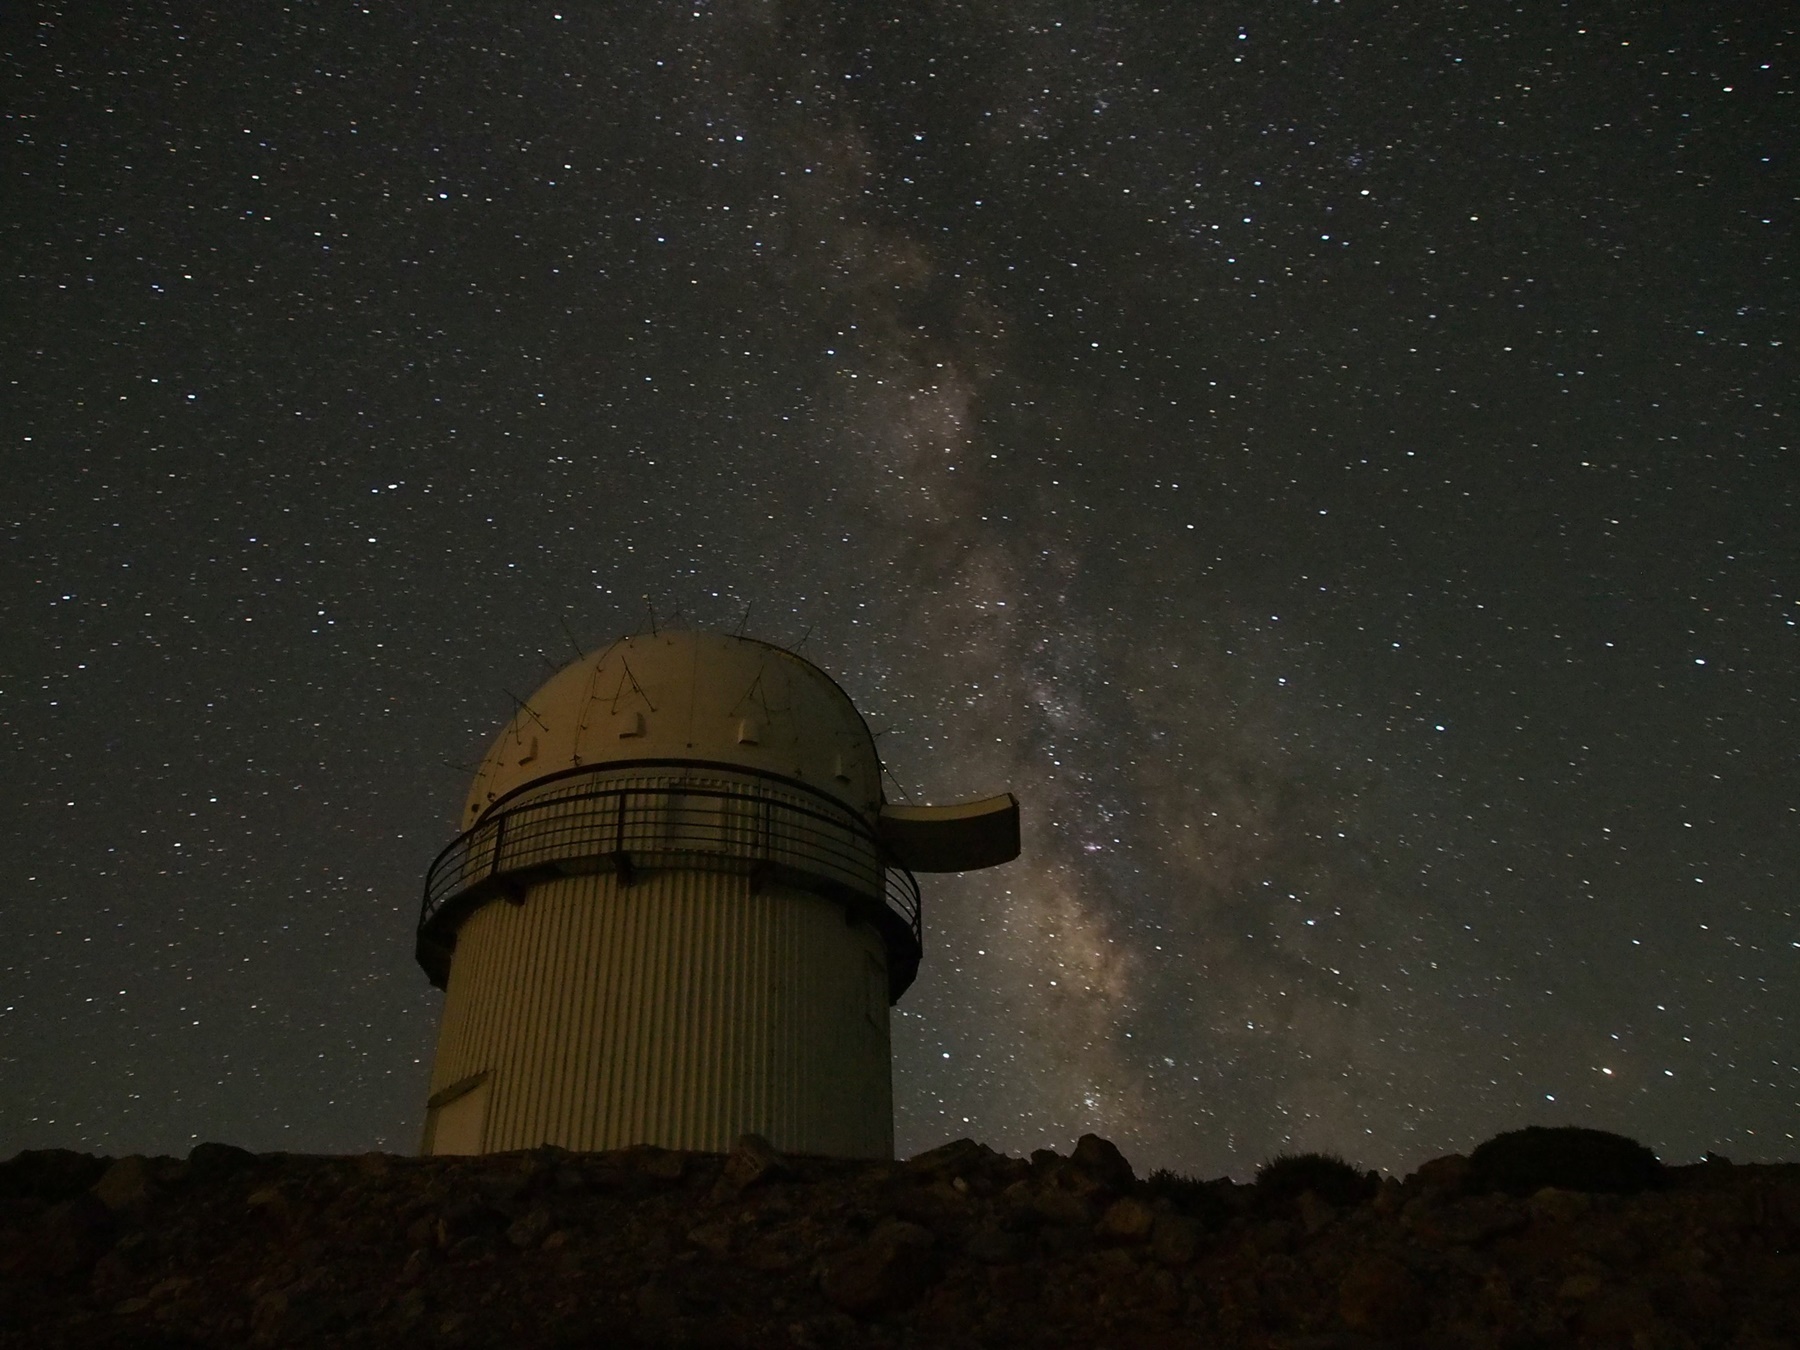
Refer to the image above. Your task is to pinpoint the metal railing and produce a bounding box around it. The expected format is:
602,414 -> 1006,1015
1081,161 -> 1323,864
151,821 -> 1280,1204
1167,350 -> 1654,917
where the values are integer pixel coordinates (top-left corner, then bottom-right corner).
415,764 -> 922,997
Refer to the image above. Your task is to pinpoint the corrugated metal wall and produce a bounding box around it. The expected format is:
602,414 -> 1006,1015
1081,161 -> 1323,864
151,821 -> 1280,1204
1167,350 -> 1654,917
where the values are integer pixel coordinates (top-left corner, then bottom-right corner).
423,870 -> 894,1158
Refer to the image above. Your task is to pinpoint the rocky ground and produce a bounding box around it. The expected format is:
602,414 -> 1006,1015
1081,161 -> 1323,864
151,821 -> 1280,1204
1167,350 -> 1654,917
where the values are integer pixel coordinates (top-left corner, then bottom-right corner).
1,1133 -> 1796,1349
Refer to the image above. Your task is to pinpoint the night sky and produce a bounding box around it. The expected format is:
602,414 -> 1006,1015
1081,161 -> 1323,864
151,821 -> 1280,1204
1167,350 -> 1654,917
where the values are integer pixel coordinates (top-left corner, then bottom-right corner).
5,4 -> 1795,1178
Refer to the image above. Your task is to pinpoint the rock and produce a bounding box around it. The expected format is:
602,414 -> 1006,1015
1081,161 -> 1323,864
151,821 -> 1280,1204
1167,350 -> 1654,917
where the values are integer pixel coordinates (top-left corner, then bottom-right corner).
471,1170 -> 528,1210
905,1137 -> 1000,1179
999,1177 -> 1035,1211
245,1183 -> 292,1223
632,1146 -> 687,1183
506,1205 -> 553,1249
145,1274 -> 194,1303
635,1278 -> 685,1324
686,1220 -> 735,1256
789,1310 -> 858,1346
1575,1282 -> 1664,1343
1413,1193 -> 1529,1246
1337,1253 -> 1426,1336
390,1286 -> 427,1328
1031,1184 -> 1098,1227
1096,1196 -> 1158,1242
0,1137 -> 1796,1348
250,1287 -> 290,1339
1087,1245 -> 1140,1279
819,1219 -> 937,1316
1411,1152 -> 1471,1192
1528,1186 -> 1593,1223
1150,1213 -> 1202,1266
1296,1189 -> 1337,1234
715,1132 -> 786,1196
435,1191 -> 506,1247
1139,1263 -> 1184,1314
1557,1270 -> 1604,1300
890,1177 -> 969,1228
186,1140 -> 258,1179
518,1144 -> 570,1175
1069,1134 -> 1135,1190
963,1226 -> 1023,1263
0,1148 -> 109,1202
89,1230 -> 154,1302
254,1279 -> 349,1343
38,1192 -> 116,1277
447,1232 -> 493,1263
742,1232 -> 806,1272
1251,1218 -> 1298,1255
1037,1224 -> 1091,1257
1370,1176 -> 1405,1213
90,1154 -> 158,1212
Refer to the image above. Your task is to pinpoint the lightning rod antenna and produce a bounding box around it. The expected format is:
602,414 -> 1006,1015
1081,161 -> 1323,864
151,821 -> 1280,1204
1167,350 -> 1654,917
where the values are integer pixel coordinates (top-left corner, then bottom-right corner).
558,617 -> 585,659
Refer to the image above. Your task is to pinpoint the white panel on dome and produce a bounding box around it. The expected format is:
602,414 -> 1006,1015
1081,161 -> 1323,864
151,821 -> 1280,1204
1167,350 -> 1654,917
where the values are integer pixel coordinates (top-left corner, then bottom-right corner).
460,632 -> 884,826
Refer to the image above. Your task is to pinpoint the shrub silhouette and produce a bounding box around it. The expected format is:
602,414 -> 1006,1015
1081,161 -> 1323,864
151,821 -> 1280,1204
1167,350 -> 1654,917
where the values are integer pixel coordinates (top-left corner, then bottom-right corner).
1144,1167 -> 1216,1214
1466,1126 -> 1664,1196
1254,1151 -> 1376,1207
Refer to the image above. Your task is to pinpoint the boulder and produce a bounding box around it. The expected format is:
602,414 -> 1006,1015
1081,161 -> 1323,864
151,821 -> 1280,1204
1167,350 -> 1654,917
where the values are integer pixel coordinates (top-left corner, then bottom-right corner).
714,1133 -> 785,1197
1150,1213 -> 1202,1266
0,1149 -> 109,1202
186,1141 -> 258,1179
0,1136 -> 1794,1348
1337,1253 -> 1426,1336
1411,1151 -> 1471,1193
820,1219 -> 938,1316
905,1137 -> 999,1178
38,1192 -> 116,1277
1069,1134 -> 1135,1191
90,1155 -> 158,1212
1095,1196 -> 1158,1243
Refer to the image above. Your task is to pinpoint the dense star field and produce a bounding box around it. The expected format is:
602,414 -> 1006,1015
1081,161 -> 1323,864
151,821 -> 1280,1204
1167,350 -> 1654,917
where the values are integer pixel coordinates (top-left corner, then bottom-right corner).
4,5 -> 1794,1177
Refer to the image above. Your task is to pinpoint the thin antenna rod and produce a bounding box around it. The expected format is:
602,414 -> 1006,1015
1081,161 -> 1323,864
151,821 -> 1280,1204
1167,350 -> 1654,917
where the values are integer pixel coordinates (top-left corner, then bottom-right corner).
880,761 -> 916,804
735,602 -> 754,636
503,689 -> 550,731
535,649 -> 559,674
646,602 -> 659,636
558,617 -> 585,659
795,622 -> 815,652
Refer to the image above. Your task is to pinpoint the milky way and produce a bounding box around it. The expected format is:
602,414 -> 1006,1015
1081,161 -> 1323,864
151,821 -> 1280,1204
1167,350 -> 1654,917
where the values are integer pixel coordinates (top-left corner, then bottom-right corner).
4,5 -> 1794,1176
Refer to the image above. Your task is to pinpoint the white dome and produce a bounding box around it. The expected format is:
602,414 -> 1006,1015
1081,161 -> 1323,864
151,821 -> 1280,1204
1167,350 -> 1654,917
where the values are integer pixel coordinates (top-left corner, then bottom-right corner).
461,631 -> 881,829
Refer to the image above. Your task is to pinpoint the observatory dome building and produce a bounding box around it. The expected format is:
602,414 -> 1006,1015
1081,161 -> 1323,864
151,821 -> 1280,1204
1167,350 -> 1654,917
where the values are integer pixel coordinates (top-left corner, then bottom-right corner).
415,630 -> 1017,1159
